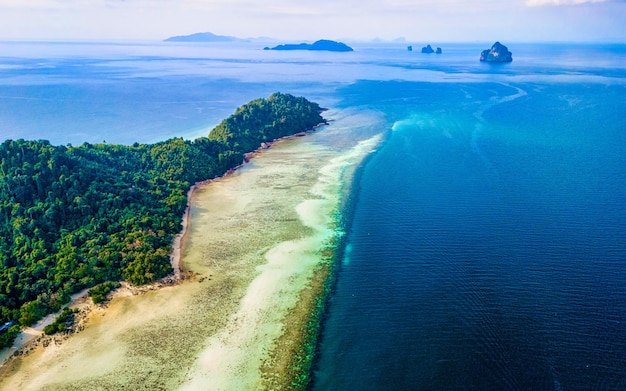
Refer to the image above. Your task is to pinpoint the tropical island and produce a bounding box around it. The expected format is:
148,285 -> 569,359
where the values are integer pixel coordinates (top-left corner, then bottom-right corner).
0,93 -> 326,349
0,91 -> 378,391
264,39 -> 353,52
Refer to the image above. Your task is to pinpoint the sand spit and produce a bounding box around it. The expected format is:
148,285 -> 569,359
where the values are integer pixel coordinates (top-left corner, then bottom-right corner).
0,128 -> 381,391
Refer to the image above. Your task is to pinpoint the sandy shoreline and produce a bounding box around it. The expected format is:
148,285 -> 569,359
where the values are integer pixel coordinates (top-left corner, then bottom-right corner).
0,126 -> 381,390
0,186 -> 193,369
169,185 -> 194,280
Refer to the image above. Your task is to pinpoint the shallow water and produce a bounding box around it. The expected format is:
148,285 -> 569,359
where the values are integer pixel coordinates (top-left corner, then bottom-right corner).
178,134 -> 380,390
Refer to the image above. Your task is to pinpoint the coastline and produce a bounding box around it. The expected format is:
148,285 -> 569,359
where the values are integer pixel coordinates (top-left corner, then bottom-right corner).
169,185 -> 194,280
0,126 -> 321,371
0,126 -> 380,390
0,180 -> 195,368
170,126 -> 323,280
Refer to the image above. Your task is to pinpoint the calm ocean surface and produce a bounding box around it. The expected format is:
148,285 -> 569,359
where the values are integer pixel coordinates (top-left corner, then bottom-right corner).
312,80 -> 626,390
1,40 -> 625,390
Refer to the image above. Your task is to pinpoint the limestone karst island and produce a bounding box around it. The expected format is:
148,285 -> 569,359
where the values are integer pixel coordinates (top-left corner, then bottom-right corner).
480,41 -> 513,62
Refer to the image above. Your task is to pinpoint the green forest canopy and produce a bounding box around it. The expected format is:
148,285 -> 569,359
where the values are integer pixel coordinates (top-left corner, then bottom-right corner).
0,92 -> 325,346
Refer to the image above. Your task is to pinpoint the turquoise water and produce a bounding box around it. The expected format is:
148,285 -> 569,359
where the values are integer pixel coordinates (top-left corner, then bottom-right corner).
1,41 -> 625,390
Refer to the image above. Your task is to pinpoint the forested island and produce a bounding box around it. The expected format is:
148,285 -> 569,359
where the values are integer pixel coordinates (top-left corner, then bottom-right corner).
264,39 -> 353,52
0,93 -> 325,348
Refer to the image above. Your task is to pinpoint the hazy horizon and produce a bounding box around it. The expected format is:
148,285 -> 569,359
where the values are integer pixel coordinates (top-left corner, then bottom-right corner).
0,0 -> 625,43
2,35 -> 626,45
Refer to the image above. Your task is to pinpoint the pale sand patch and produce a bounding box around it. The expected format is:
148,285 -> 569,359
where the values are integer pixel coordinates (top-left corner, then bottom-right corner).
0,124 -> 382,390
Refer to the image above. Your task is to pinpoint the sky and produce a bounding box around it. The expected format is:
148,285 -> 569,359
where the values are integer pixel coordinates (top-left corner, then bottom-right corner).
0,0 -> 624,42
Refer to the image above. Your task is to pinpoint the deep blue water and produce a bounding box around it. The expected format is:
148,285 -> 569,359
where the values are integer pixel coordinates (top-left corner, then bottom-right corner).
312,81 -> 626,388
1,40 -> 625,390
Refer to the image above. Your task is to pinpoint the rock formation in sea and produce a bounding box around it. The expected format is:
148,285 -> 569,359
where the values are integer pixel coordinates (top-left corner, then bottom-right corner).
420,45 -> 442,54
480,41 -> 513,62
264,40 -> 353,52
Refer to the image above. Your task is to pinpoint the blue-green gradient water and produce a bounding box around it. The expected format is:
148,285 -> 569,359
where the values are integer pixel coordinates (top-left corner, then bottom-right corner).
1,40 -> 625,389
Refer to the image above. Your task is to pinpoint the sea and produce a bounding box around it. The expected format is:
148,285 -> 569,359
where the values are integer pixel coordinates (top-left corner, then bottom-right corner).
1,40 -> 625,390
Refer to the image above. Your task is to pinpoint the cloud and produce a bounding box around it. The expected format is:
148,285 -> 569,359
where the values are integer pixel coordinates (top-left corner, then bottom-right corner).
526,0 -> 607,6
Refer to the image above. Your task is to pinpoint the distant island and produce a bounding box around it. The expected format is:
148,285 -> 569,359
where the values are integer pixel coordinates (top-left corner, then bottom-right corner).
264,39 -> 353,52
421,44 -> 442,54
164,32 -> 242,42
480,41 -> 513,62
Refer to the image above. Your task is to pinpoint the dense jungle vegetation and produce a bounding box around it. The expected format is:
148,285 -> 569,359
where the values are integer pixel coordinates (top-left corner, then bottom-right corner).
0,92 -> 325,346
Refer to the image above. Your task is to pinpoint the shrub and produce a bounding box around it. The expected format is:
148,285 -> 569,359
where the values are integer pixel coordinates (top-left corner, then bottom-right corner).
88,281 -> 122,304
43,307 -> 80,335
